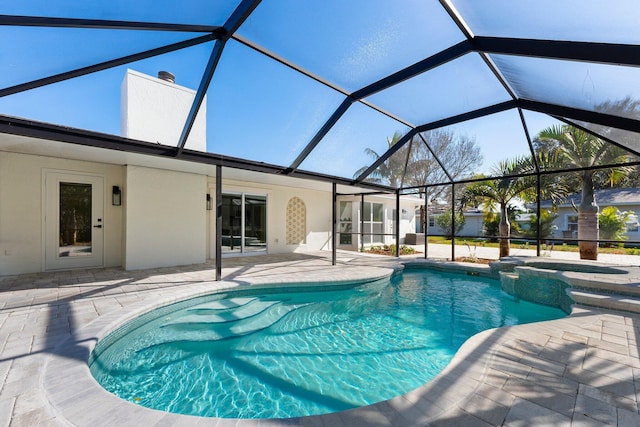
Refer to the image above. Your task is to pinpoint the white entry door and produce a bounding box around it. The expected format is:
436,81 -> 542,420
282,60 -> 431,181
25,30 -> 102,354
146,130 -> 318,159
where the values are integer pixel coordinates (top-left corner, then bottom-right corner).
45,172 -> 104,270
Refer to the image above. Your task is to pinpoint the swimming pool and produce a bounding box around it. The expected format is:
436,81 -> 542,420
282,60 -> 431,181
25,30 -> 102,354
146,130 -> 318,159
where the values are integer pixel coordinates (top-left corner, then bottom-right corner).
89,268 -> 566,419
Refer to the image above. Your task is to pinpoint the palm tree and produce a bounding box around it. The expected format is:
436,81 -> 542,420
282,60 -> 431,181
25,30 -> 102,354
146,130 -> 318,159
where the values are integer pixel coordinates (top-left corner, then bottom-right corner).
354,129 -> 483,189
353,131 -> 407,187
461,157 -> 534,257
535,125 -> 632,260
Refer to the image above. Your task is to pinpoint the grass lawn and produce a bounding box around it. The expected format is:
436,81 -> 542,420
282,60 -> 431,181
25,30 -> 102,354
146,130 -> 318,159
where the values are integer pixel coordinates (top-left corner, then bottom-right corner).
426,236 -> 640,256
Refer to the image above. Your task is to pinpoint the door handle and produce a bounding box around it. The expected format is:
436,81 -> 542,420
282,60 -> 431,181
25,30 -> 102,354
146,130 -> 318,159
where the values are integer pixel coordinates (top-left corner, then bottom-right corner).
93,225 -> 102,228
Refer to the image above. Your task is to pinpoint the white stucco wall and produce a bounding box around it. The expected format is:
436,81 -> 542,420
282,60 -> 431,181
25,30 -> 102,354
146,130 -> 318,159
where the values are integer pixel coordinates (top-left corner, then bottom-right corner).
211,179 -> 332,257
270,184 -> 332,253
125,166 -> 207,270
121,69 -> 206,151
0,152 -> 123,275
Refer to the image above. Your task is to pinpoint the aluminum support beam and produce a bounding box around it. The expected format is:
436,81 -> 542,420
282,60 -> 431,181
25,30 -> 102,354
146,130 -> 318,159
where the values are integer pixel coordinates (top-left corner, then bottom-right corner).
332,183 -> 337,266
451,183 -> 456,261
360,194 -> 365,252
424,187 -> 429,259
395,190 -> 400,257
536,174 -> 542,257
289,40 -> 471,174
0,34 -> 216,98
176,0 -> 261,155
0,14 -> 220,32
473,36 -> 640,68
215,165 -> 222,281
518,99 -> 640,135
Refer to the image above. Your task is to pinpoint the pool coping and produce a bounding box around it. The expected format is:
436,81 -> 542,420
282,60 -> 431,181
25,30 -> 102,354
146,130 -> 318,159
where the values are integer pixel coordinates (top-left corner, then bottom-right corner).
41,257 -> 640,426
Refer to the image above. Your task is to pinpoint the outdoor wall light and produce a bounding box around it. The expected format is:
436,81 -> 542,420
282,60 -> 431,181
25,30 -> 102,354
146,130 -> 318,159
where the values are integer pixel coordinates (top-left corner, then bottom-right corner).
112,186 -> 122,206
206,194 -> 212,210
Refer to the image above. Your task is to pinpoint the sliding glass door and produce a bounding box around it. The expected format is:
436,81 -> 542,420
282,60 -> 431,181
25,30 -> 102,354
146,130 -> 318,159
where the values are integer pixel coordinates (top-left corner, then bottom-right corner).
244,195 -> 267,253
221,193 -> 267,254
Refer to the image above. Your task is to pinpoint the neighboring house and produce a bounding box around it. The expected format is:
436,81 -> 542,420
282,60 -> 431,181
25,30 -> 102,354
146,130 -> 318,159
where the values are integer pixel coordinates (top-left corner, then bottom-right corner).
418,208 -> 485,238
430,209 -> 484,237
0,70 -> 420,276
419,190 -> 640,243
538,188 -> 640,241
415,188 -> 640,243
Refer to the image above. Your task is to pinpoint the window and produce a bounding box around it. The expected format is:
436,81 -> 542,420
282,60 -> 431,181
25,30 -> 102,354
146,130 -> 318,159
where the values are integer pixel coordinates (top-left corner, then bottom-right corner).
562,214 -> 578,239
363,202 -> 384,244
627,214 -> 639,232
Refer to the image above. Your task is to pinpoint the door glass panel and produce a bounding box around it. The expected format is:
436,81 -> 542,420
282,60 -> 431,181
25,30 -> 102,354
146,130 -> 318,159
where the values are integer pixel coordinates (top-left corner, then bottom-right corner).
363,223 -> 372,245
339,201 -> 353,245
372,223 -> 384,244
221,194 -> 242,254
391,209 -> 397,237
363,202 -> 372,220
244,196 -> 267,253
59,182 -> 92,257
372,203 -> 384,222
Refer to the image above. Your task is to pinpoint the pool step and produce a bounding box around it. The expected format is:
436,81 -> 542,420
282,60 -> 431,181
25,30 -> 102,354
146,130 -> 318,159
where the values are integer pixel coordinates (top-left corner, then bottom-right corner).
501,265 -> 640,314
151,301 -> 312,347
187,297 -> 257,312
566,288 -> 640,314
164,300 -> 279,325
559,272 -> 640,297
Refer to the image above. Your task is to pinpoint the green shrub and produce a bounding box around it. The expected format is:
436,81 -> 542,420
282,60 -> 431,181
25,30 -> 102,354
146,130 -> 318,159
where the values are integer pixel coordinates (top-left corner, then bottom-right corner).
599,206 -> 632,244
436,211 -> 466,239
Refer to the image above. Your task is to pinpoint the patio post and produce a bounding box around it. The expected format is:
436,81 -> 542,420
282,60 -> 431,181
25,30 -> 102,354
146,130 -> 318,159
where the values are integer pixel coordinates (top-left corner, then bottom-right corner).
422,187 -> 429,259
451,183 -> 455,261
536,173 -> 541,257
395,189 -> 400,257
332,182 -> 337,265
360,194 -> 365,252
424,187 -> 428,259
215,165 -> 222,281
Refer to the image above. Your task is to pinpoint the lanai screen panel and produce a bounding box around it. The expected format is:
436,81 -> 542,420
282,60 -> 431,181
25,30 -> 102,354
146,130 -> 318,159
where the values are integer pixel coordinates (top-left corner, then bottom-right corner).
237,0 -> 466,91
205,40 -> 345,165
299,102 -> 407,179
0,42 -> 214,139
451,0 -> 640,44
363,137 -> 415,188
365,53 -> 512,126
436,109 -> 532,176
524,115 -> 637,174
491,55 -> 640,120
521,111 -> 575,173
0,1 -> 638,192
363,133 -> 457,189
557,118 -> 640,167
566,120 -> 640,156
1,0 -> 239,25
0,28 -> 204,90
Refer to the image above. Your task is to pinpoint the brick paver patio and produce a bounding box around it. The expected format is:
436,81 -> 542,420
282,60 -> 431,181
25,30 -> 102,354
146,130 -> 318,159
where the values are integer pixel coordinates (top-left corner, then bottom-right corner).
1,251 -> 640,426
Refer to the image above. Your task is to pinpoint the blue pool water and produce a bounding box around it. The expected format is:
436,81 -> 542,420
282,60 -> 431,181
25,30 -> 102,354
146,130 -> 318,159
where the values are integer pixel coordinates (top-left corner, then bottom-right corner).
89,269 -> 566,419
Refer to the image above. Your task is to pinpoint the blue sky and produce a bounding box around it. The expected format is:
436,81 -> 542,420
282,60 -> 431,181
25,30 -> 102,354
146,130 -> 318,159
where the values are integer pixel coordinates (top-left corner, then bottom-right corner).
0,0 -> 636,179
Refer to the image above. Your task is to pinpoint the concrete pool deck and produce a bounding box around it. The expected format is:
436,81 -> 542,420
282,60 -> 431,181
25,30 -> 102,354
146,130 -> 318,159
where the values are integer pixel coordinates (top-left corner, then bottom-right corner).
2,251 -> 640,426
